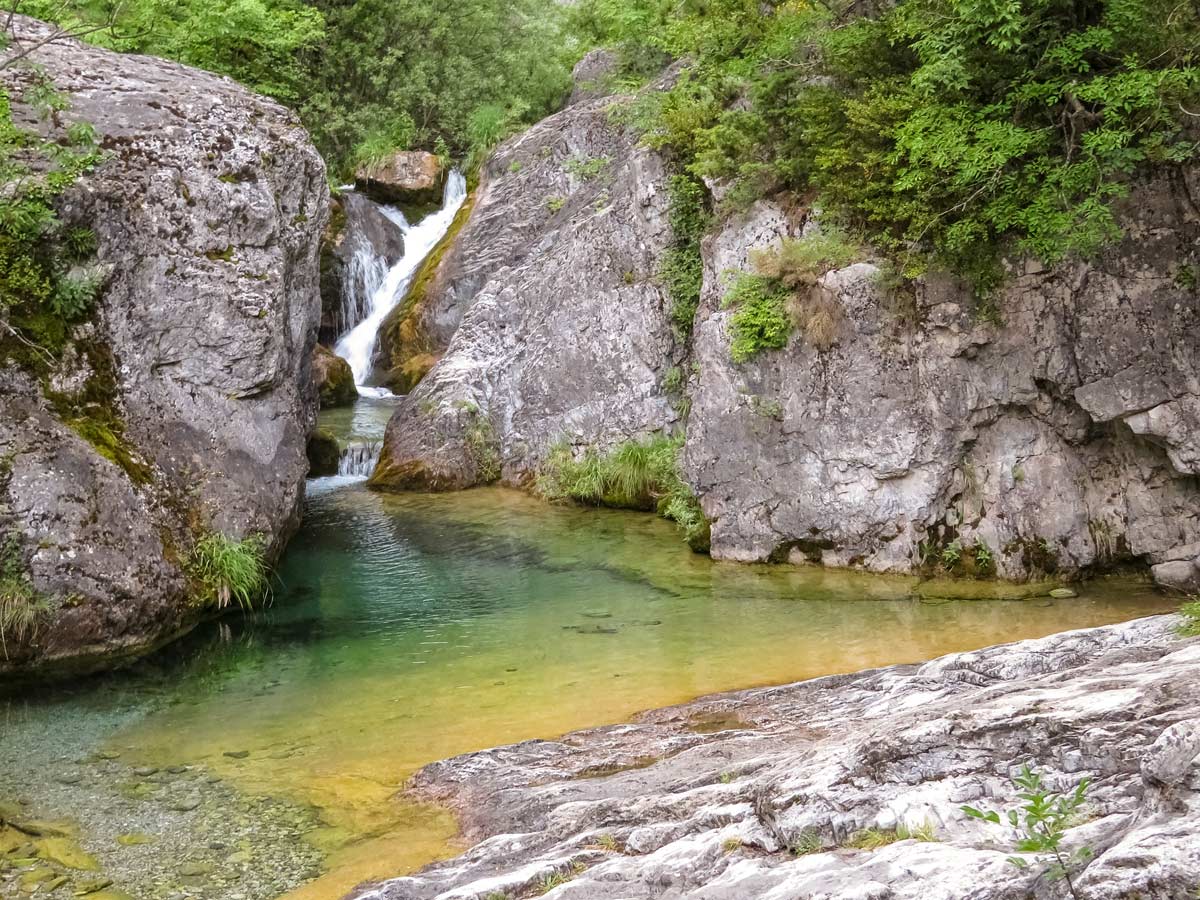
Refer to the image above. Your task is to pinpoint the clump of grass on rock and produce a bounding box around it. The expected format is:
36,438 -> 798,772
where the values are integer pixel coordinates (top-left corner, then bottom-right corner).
187,533 -> 269,611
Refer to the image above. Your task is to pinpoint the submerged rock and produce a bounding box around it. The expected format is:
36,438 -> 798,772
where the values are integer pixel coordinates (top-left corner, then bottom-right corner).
353,617 -> 1200,900
0,15 -> 327,674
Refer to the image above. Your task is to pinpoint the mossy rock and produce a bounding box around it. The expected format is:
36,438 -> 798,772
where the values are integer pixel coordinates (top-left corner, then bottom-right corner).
312,344 -> 357,408
306,428 -> 340,477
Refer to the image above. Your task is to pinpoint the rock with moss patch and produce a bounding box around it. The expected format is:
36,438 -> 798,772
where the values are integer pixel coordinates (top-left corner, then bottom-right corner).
312,344 -> 357,408
306,428 -> 340,477
0,15 -> 327,675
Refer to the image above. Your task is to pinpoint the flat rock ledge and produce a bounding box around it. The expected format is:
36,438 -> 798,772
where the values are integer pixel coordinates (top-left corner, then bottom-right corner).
354,616 -> 1199,900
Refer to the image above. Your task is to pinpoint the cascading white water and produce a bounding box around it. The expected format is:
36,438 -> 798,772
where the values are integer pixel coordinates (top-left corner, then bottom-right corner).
335,171 -> 468,397
337,441 -> 382,477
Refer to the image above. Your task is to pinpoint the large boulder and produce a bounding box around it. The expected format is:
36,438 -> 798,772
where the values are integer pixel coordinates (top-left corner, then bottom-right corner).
355,150 -> 443,207
312,343 -> 357,408
0,16 -> 327,674
369,75 -> 680,490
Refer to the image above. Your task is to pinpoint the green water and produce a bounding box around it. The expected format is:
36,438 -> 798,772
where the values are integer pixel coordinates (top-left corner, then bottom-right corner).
0,434 -> 1174,898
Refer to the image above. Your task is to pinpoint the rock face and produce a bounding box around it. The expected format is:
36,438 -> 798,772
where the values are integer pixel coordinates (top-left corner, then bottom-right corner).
684,177 -> 1200,581
353,617 -> 1200,900
0,16 -> 327,673
356,150 -> 443,207
369,75 -> 679,490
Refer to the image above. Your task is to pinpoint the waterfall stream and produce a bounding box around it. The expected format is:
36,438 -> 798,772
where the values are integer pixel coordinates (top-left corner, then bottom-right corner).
337,440 -> 382,477
335,171 -> 468,396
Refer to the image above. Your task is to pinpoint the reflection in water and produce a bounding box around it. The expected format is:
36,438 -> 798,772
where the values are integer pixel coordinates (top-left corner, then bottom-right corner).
1,484 -> 1172,899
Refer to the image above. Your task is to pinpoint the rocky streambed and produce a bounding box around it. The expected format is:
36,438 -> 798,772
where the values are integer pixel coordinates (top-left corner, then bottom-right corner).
355,615 -> 1200,900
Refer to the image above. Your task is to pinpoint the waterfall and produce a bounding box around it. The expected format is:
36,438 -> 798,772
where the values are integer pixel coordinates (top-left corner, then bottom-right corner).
334,171 -> 468,396
338,441 -> 382,477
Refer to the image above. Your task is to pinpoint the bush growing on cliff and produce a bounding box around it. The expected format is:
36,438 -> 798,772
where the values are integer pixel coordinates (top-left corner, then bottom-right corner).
0,48 -> 103,353
573,0 -> 1200,295
187,533 -> 270,611
538,434 -> 708,551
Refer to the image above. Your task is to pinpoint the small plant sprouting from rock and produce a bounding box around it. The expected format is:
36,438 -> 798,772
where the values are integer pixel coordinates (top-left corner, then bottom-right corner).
963,764 -> 1093,899
723,228 -> 859,362
791,828 -> 825,856
721,836 -> 742,853
454,400 -> 501,484
589,833 -> 620,852
564,154 -> 610,180
187,533 -> 269,611
546,195 -> 566,213
940,539 -> 963,569
538,861 -> 586,894
1178,597 -> 1200,637
0,534 -> 50,660
718,771 -> 734,784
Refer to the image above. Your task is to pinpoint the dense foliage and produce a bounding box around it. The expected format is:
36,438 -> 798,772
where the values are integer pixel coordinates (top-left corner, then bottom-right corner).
574,0 -> 1200,292
18,0 -> 575,174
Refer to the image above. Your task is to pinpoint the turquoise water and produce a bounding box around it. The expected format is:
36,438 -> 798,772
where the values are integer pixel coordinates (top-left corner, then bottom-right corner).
0,426 -> 1174,898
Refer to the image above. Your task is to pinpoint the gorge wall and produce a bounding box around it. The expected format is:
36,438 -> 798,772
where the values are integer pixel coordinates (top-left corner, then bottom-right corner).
370,55 -> 1200,589
0,17 -> 327,673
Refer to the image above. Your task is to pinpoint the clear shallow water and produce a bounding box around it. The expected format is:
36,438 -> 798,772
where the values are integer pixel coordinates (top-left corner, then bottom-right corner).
1,479 -> 1173,898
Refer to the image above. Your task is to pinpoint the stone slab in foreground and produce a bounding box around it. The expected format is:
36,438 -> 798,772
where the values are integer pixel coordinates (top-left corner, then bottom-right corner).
354,616 -> 1199,899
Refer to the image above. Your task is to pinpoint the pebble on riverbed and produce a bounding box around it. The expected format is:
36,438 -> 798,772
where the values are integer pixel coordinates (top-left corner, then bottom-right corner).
1,749 -> 325,900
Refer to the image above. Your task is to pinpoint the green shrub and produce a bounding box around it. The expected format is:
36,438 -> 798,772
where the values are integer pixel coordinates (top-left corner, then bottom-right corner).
0,76 -> 102,348
1179,598 -> 1200,637
658,174 -> 710,338
187,533 -> 269,611
964,764 -> 1093,898
572,0 -> 1200,296
538,434 -> 709,551
723,274 -> 792,362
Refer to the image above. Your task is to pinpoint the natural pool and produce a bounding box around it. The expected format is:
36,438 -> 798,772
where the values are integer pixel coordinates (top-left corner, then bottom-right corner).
0,425 -> 1175,900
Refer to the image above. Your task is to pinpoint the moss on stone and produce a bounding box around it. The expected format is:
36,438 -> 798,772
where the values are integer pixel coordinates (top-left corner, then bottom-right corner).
306,427 -> 340,476
379,189 -> 477,393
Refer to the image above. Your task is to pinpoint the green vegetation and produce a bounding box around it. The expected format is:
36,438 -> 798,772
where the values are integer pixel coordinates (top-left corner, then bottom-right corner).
659,174 -> 709,337
187,533 -> 269,611
0,533 -> 49,660
454,401 -> 502,484
1179,598 -> 1200,637
790,828 -> 825,856
723,273 -> 792,362
573,0 -> 1200,295
964,764 -> 1093,899
546,195 -> 566,213
537,434 -> 708,551
0,49 -> 103,353
722,228 -> 859,361
21,0 -> 576,176
564,154 -> 610,180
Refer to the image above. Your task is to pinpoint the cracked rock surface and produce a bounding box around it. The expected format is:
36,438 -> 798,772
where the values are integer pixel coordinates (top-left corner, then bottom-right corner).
354,616 -> 1199,900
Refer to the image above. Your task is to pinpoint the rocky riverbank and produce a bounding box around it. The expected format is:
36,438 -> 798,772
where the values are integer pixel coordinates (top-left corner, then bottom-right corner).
367,50 -> 1200,591
354,615 -> 1199,899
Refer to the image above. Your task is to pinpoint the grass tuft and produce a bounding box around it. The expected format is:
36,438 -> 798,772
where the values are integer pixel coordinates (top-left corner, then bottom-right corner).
187,533 -> 269,611
537,434 -> 708,551
1179,598 -> 1200,637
